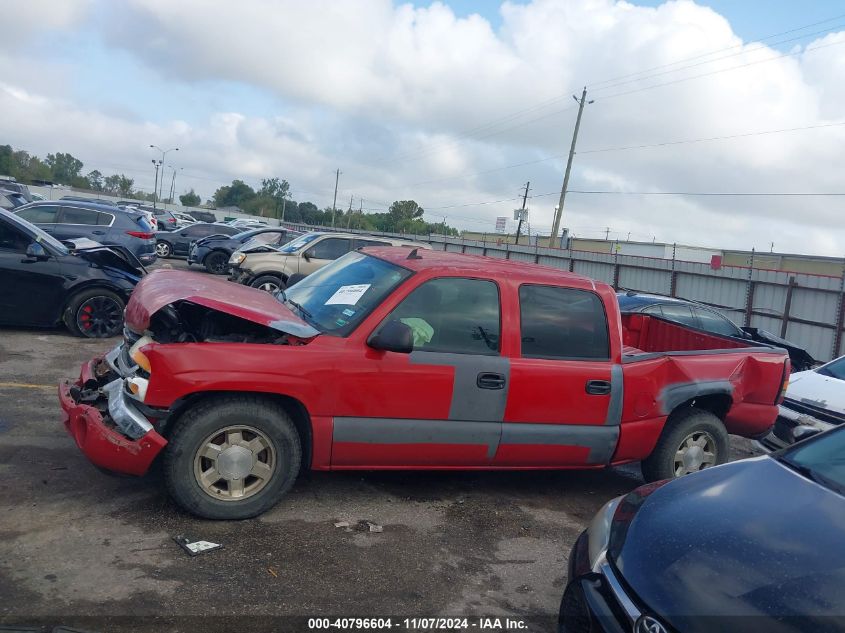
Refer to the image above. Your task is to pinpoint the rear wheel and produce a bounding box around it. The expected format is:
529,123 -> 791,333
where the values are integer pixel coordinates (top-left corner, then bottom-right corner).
163,396 -> 302,519
205,251 -> 229,275
250,275 -> 285,293
641,408 -> 729,482
63,288 -> 125,338
155,241 -> 172,258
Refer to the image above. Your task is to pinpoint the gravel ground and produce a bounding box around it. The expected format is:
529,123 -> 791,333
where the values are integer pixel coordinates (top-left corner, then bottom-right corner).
0,257 -> 761,633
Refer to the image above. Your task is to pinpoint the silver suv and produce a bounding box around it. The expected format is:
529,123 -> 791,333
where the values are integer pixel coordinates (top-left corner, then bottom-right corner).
229,231 -> 430,293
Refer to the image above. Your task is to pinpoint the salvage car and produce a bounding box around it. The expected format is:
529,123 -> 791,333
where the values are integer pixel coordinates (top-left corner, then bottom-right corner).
187,227 -> 300,274
154,222 -> 241,258
60,248 -> 789,519
618,291 -> 815,371
560,424 -> 845,633
229,231 -> 430,293
757,354 -> 845,451
0,209 -> 143,337
15,200 -> 157,265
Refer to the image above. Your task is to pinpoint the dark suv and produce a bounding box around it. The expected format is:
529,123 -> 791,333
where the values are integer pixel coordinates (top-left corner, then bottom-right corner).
0,177 -> 32,202
14,200 -> 157,265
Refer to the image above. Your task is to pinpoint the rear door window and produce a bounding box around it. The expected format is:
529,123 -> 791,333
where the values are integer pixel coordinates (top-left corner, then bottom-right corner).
519,285 -> 609,360
308,237 -> 353,260
692,306 -> 742,337
655,304 -> 697,328
16,205 -> 60,224
60,207 -> 100,225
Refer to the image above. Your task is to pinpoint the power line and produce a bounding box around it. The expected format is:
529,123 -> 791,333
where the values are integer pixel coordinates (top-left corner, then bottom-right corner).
577,121 -> 845,154
596,37 -> 845,102
587,12 -> 845,88
590,21 -> 845,94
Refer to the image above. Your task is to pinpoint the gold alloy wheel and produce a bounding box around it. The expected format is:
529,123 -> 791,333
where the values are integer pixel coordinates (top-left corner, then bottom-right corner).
193,425 -> 276,501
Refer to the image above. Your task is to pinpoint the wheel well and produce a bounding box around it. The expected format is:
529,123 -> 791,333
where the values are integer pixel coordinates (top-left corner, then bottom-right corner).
163,390 -> 313,470
60,283 -> 127,317
670,393 -> 732,421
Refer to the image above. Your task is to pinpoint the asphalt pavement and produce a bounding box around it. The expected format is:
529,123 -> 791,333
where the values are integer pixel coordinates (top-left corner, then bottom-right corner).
0,258 -> 760,633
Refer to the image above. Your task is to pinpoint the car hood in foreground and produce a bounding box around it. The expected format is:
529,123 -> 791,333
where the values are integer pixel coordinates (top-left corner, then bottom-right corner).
612,457 -> 845,631
124,269 -> 319,338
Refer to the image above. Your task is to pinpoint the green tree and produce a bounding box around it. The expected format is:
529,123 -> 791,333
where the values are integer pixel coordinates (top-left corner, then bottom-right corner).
87,170 -> 104,191
180,189 -> 201,207
102,173 -> 134,196
46,152 -> 84,184
213,179 -> 256,208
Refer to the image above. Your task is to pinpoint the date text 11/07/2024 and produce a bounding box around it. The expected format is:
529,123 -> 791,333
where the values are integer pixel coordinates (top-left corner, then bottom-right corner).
307,618 -> 529,630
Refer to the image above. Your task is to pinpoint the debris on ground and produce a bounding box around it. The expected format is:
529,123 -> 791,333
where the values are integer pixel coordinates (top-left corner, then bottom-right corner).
268,567 -> 278,578
173,534 -> 223,557
333,520 -> 350,529
356,520 -> 383,533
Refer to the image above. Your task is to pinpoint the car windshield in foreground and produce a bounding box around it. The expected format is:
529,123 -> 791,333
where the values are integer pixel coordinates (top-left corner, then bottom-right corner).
778,426 -> 845,496
816,356 -> 845,381
281,251 -> 412,336
5,209 -> 69,255
278,232 -> 322,253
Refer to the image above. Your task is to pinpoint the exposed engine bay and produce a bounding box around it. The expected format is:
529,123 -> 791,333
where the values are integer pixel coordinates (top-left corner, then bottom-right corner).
147,301 -> 295,344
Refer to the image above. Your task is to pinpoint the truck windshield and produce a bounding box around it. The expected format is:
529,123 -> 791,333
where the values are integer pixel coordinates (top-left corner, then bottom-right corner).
778,426 -> 845,496
282,251 -> 412,336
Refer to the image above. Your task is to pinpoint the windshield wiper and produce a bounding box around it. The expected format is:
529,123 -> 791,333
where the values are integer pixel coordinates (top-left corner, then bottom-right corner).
285,296 -> 315,322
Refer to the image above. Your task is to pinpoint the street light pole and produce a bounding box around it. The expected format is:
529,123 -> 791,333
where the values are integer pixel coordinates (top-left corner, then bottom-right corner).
150,144 -> 179,205
151,159 -> 162,210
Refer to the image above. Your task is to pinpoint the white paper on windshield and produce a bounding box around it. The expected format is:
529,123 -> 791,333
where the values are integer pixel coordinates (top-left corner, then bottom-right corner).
325,284 -> 371,306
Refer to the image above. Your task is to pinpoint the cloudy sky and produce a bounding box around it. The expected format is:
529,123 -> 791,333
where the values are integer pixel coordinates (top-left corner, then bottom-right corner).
2,0 -> 845,255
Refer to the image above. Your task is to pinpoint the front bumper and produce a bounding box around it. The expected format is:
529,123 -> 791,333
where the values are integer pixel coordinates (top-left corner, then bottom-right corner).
58,356 -> 166,476
228,268 -> 254,285
560,532 -> 648,633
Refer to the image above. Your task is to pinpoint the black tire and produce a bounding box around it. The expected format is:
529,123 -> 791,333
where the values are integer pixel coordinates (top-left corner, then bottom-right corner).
155,241 -> 172,258
641,408 -> 729,482
205,251 -> 229,275
63,288 -> 125,338
163,395 -> 301,520
250,274 -> 285,293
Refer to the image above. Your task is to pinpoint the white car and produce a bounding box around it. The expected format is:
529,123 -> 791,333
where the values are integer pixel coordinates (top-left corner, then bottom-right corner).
172,211 -> 197,227
758,355 -> 845,450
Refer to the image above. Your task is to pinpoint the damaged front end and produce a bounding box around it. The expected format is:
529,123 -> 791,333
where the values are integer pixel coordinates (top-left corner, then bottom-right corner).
59,346 -> 166,476
59,269 -> 320,475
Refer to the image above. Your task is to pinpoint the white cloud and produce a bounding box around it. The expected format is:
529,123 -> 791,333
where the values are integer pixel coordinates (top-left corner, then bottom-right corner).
1,0 -> 845,255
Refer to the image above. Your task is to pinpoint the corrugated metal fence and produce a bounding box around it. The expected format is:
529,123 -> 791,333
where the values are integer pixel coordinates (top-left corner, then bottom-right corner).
279,223 -> 845,363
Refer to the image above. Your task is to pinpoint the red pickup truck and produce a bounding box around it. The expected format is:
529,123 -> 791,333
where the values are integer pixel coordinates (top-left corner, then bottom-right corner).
59,248 -> 790,519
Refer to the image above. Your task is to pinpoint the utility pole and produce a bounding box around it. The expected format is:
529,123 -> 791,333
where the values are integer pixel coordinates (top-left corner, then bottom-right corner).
515,181 -> 530,244
331,168 -> 341,228
550,87 -> 591,247
356,198 -> 363,230
168,167 -> 182,204
605,227 -> 610,240
346,194 -> 354,229
280,195 -> 287,223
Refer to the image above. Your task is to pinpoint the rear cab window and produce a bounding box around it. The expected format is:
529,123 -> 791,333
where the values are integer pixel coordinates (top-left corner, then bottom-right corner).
519,285 -> 610,360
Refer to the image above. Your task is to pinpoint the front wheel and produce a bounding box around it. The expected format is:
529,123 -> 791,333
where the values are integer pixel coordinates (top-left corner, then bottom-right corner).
63,288 -> 125,338
163,396 -> 302,519
641,408 -> 729,482
205,251 -> 229,275
250,275 -> 285,293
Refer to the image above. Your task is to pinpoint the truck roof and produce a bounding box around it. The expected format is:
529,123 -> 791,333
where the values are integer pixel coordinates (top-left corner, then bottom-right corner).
363,246 -> 604,290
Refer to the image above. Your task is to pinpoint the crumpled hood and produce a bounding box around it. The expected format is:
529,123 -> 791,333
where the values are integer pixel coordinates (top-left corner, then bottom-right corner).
75,245 -> 145,279
124,269 -> 319,338
784,370 -> 845,416
611,458 -> 845,631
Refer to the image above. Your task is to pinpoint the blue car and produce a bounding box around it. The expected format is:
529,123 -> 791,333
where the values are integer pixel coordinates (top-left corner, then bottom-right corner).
187,226 -> 299,274
14,200 -> 157,265
560,423 -> 845,633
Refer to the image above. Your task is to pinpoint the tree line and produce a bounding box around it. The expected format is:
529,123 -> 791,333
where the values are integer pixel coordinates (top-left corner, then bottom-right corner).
1,144 -> 459,235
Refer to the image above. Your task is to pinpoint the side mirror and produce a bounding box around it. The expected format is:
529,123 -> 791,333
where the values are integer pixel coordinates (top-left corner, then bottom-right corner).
791,425 -> 822,443
302,250 -> 311,262
368,320 -> 413,354
287,272 -> 306,287
24,242 -> 49,261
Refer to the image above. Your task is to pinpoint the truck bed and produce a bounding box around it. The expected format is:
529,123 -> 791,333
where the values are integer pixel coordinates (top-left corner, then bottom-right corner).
621,313 -> 758,357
